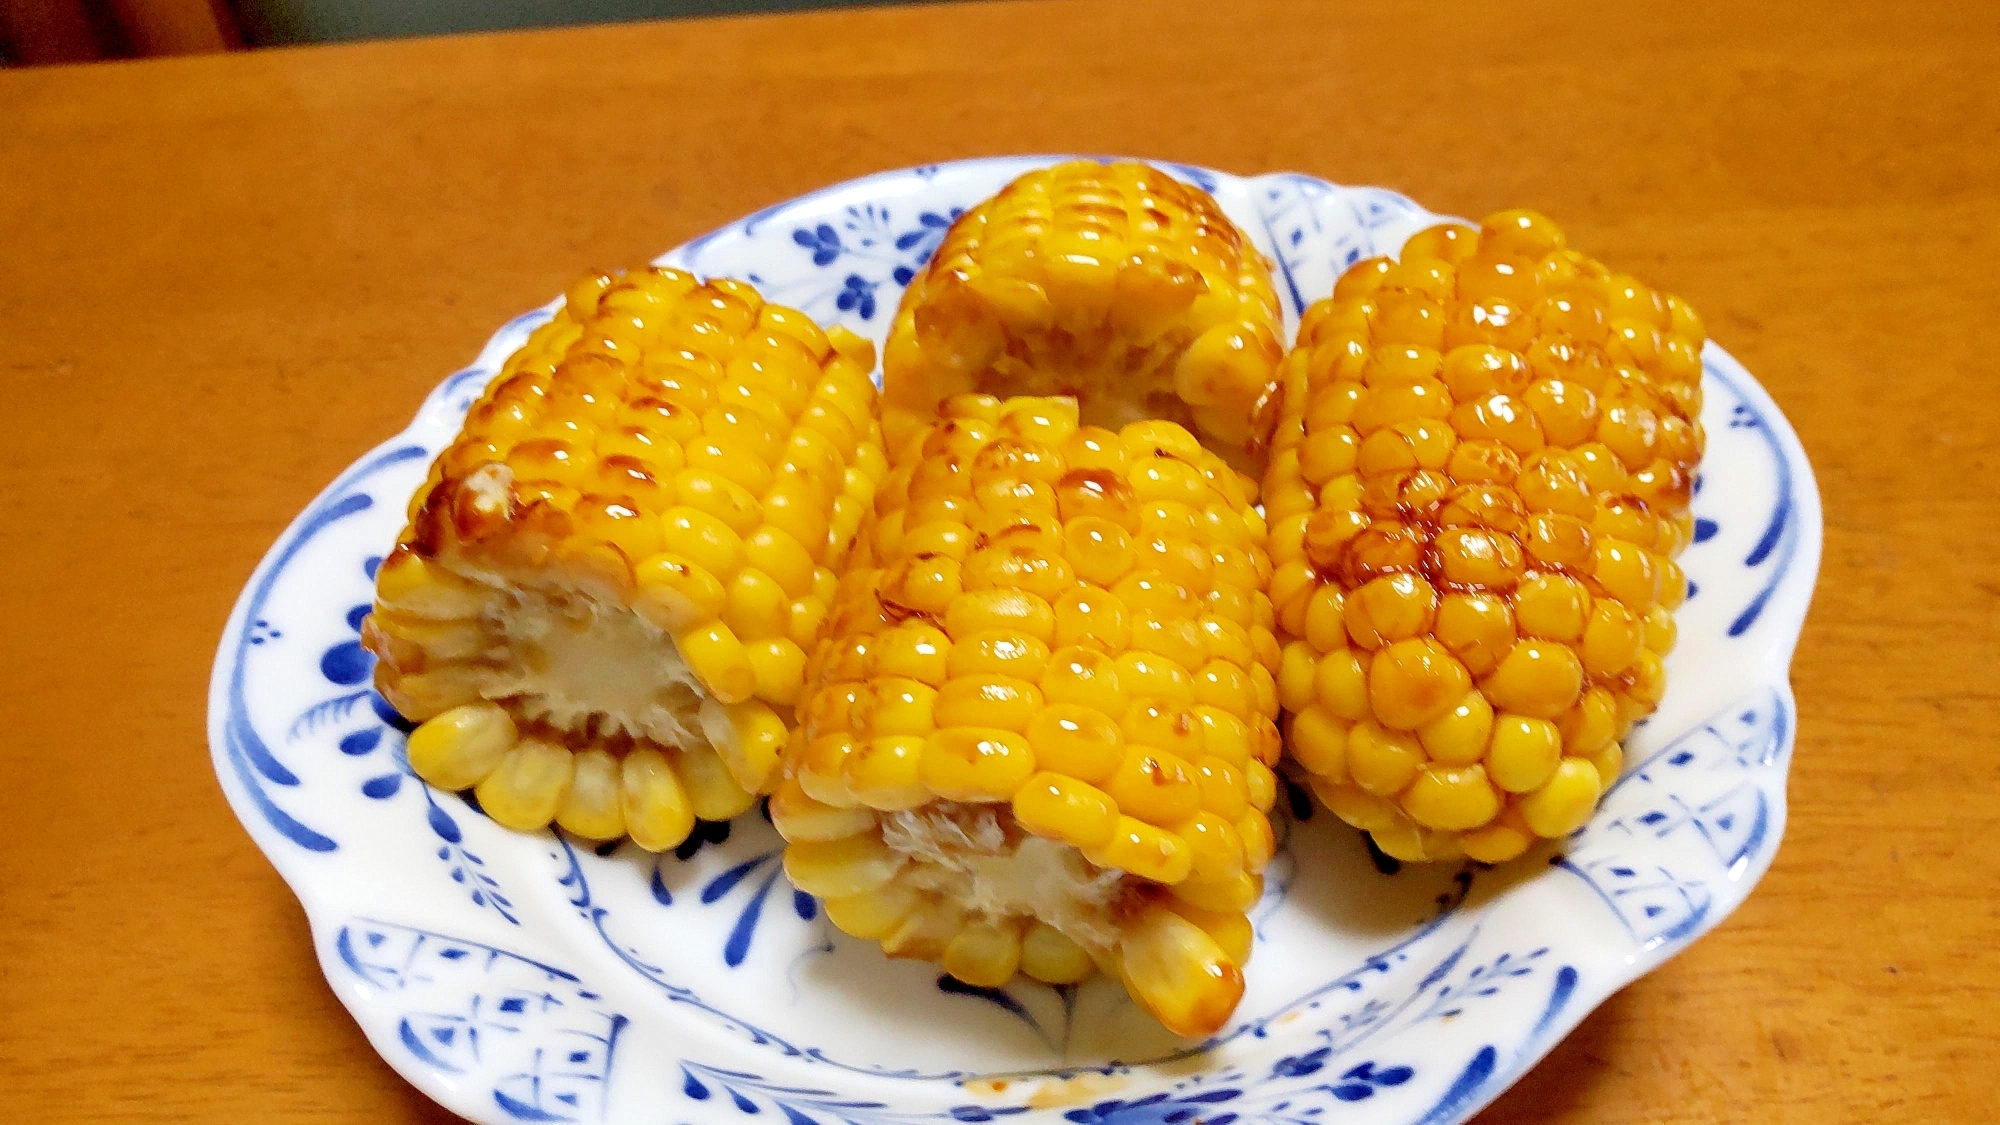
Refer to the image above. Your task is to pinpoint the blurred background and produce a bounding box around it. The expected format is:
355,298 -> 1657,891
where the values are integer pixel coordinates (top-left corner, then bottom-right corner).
0,0 -> 926,62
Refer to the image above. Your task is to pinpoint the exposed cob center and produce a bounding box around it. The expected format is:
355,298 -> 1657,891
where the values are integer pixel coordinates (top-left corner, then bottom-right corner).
1264,210 -> 1706,864
775,394 -> 1282,1038
363,267 -> 888,851
881,160 -> 1284,468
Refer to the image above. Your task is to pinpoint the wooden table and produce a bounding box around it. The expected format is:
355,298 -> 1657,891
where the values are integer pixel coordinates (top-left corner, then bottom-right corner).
3,0 -> 1994,1120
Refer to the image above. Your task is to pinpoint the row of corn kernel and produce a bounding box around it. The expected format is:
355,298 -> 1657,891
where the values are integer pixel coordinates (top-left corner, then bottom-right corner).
399,700 -> 787,844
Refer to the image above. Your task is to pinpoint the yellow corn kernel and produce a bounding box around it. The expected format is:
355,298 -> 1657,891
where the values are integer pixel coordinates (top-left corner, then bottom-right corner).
1086,816 -> 1193,884
1287,706 -> 1349,780
1165,899 -> 1254,966
675,621 -> 756,705
768,776 -> 877,842
1347,721 -> 1424,795
1481,640 -> 1585,720
849,677 -> 939,738
1019,923 -> 1096,984
1399,764 -> 1503,831
1368,638 -> 1473,730
919,727 -> 1037,801
1103,747 -> 1202,827
475,738 -> 574,831
945,588 -> 1056,645
405,702 -> 519,791
621,746 -> 695,851
932,676 -> 1043,733
705,699 -> 789,794
842,736 -> 931,810
1012,772 -> 1120,848
1172,870 -> 1263,914
1022,703 -> 1125,782
745,638 -> 808,706
1119,906 -> 1245,1038
784,834 -> 907,898
1178,811 -> 1246,882
632,553 -> 727,632
1416,690 -> 1494,766
943,922 -> 1024,989
1518,758 -> 1604,837
823,884 -> 923,941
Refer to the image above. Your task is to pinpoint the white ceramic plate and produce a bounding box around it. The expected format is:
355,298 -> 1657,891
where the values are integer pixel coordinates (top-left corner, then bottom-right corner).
209,157 -> 1819,1125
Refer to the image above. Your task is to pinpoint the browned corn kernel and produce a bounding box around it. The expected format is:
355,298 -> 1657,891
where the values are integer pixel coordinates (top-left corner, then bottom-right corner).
882,161 -> 1284,471
1268,212 -> 1706,863
787,396 -> 1275,1037
366,267 -> 888,851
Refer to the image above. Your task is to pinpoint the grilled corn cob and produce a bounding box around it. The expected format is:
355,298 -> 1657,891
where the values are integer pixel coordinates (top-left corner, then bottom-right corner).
1265,211 -> 1705,864
776,394 -> 1282,1037
882,160 -> 1284,470
364,267 -> 888,850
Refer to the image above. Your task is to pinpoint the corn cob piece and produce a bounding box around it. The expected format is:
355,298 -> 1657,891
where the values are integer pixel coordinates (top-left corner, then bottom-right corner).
1264,211 -> 1705,864
776,394 -> 1282,1038
364,267 -> 889,850
881,160 -> 1284,471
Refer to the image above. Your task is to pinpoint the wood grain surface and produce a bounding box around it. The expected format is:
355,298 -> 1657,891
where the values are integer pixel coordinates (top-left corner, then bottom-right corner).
2,1 -> 1994,1121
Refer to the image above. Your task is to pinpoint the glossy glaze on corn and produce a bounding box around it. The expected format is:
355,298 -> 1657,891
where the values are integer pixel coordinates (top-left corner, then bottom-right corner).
882,160 -> 1284,470
1263,211 -> 1705,864
774,394 -> 1282,1037
364,267 -> 887,850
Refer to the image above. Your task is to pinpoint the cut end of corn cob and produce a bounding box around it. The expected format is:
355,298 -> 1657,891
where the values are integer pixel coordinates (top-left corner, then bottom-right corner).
1265,210 -> 1704,864
778,394 -> 1279,1037
365,266 -> 889,851
882,160 -> 1284,473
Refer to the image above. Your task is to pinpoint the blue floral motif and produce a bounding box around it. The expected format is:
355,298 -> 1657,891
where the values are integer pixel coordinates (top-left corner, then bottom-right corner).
1557,689 -> 1791,950
645,829 -> 818,969
336,919 -> 628,1122
767,204 -> 962,324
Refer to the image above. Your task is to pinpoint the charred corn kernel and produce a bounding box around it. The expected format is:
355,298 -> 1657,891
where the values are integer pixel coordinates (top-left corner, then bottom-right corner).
822,884 -> 922,941
1271,215 -> 1702,860
368,270 -> 886,849
1119,906 -> 1245,1038
943,922 -> 1024,988
405,702 -> 518,791
788,394 -> 1272,1035
476,738 -> 574,831
883,160 -> 1283,468
1019,923 -> 1096,984
556,748 -> 626,840
784,834 -> 907,898
1103,748 -> 1202,827
621,746 -> 696,852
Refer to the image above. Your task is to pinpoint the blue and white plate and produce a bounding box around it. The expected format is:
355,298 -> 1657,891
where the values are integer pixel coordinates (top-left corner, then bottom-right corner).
208,158 -> 1820,1125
